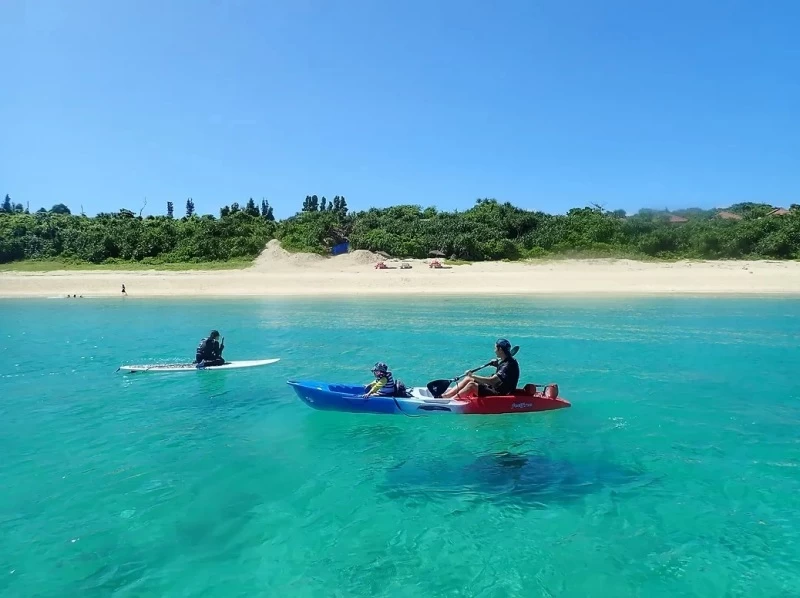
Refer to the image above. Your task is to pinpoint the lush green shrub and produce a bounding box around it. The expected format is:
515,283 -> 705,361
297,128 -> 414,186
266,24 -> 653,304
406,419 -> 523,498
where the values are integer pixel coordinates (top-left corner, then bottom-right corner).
2,197 -> 799,264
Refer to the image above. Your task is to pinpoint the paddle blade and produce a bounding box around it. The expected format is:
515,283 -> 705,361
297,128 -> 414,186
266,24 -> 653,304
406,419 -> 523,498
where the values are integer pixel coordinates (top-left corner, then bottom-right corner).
426,379 -> 452,398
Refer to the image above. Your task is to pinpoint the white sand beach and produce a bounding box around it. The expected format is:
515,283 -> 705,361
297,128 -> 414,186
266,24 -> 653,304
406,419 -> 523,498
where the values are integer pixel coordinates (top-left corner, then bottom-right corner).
1,240 -> 799,298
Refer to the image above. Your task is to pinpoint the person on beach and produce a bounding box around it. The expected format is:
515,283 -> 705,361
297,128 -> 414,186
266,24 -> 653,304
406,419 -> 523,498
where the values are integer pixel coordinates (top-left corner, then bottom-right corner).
441,338 -> 520,398
121,284 -> 127,296
364,362 -> 398,397
194,330 -> 226,367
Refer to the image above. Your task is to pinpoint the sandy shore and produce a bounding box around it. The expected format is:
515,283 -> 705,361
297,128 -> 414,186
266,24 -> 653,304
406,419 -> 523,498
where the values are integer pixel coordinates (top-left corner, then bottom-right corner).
1,241 -> 799,298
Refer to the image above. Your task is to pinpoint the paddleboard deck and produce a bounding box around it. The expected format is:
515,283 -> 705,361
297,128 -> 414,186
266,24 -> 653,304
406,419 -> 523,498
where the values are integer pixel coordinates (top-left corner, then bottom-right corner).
118,358 -> 280,373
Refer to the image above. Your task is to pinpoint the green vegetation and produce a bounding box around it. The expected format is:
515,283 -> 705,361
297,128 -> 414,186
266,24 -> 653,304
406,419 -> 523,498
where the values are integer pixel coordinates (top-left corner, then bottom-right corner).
279,198 -> 800,261
0,260 -> 252,272
0,195 -> 276,266
2,192 -> 800,267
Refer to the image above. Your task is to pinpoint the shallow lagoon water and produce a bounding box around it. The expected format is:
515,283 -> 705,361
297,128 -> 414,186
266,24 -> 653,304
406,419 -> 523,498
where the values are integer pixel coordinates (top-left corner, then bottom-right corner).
1,296 -> 799,596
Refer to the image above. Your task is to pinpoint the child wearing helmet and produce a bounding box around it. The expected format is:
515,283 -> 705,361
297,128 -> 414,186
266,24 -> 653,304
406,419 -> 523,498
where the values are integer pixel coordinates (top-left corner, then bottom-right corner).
365,362 -> 397,397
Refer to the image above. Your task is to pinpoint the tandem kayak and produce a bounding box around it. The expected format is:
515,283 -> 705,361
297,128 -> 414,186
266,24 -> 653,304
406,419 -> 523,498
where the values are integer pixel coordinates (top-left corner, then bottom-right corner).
286,380 -> 571,415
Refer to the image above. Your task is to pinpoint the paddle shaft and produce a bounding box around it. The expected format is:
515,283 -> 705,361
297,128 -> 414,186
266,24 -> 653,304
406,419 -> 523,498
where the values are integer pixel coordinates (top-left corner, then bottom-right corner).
426,345 -> 520,397
454,345 -> 520,382
454,361 -> 494,382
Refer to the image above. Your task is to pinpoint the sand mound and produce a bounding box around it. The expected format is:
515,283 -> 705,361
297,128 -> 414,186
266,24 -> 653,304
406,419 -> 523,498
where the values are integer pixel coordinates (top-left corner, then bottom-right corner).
250,240 -> 386,271
333,249 -> 384,266
251,240 -> 326,271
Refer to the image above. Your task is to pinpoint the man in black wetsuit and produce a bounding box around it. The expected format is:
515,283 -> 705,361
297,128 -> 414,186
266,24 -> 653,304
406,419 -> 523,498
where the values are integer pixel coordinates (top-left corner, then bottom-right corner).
194,330 -> 225,368
441,338 -> 520,398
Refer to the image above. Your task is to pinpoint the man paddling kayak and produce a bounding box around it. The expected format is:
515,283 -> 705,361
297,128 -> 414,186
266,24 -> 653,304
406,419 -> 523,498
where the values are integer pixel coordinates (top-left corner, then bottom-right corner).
441,338 -> 520,398
194,330 -> 226,368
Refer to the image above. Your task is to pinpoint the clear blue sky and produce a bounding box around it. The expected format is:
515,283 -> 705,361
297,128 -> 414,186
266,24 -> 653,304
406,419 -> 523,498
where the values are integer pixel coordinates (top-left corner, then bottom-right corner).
2,0 -> 798,219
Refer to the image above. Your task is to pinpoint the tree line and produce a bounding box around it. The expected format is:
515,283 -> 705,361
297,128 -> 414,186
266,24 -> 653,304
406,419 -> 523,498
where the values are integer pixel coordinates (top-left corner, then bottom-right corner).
1,192 -> 799,264
0,194 -> 277,264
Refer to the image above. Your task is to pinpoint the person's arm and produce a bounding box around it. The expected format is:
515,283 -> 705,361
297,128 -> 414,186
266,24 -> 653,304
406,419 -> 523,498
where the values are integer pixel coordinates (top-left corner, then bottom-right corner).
366,377 -> 387,396
472,362 -> 505,386
472,372 -> 500,385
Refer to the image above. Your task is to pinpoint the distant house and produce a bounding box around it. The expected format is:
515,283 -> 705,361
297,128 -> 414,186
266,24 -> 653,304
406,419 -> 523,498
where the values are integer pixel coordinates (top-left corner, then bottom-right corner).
668,215 -> 688,223
715,211 -> 743,221
768,207 -> 791,216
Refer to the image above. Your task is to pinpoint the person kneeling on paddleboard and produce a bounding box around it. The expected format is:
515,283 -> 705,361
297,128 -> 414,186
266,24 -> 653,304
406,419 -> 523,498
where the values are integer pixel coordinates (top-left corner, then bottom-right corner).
194,330 -> 226,368
364,362 -> 398,397
441,338 -> 520,398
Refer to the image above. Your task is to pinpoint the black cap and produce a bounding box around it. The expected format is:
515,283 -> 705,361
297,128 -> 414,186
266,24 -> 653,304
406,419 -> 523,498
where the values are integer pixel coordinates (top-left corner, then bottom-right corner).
496,338 -> 511,353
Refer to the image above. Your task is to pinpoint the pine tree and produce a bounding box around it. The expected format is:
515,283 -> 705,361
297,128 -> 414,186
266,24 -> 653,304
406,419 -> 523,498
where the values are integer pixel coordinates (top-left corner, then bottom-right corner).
302,195 -> 319,212
261,199 -> 274,221
185,198 -> 195,217
245,197 -> 260,217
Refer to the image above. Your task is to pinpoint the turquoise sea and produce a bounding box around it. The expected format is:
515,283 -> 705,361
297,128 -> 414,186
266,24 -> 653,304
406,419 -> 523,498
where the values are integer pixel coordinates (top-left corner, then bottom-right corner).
2,296 -> 800,597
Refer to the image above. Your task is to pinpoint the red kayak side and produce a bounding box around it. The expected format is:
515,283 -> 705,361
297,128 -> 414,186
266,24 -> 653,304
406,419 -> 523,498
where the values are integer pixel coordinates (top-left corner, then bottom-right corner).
458,384 -> 571,415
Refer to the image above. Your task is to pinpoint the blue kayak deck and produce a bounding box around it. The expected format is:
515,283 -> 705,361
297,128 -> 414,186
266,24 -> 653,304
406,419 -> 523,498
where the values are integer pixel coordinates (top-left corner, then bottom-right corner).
287,380 -> 403,414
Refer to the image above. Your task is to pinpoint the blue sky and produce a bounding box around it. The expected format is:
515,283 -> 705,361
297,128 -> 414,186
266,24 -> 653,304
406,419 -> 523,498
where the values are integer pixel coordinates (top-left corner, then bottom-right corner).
2,0 -> 798,219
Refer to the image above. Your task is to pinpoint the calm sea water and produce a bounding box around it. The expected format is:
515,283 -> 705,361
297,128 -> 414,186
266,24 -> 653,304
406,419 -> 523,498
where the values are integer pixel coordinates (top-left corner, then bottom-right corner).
1,296 -> 800,597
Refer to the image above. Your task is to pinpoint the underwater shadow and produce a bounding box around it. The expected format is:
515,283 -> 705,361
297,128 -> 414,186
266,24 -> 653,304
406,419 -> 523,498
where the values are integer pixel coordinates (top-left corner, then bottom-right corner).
379,451 -> 654,508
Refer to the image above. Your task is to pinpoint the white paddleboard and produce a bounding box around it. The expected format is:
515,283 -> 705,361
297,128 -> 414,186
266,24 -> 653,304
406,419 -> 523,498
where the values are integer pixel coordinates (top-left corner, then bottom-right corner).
117,358 -> 280,373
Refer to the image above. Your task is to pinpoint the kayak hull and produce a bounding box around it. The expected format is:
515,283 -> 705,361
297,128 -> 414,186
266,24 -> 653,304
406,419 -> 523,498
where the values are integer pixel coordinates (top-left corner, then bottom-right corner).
286,380 -> 571,415
118,358 -> 280,373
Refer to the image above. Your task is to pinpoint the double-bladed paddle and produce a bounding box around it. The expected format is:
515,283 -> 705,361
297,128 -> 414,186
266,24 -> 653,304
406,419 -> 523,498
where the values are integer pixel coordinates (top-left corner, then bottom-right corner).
426,345 -> 520,398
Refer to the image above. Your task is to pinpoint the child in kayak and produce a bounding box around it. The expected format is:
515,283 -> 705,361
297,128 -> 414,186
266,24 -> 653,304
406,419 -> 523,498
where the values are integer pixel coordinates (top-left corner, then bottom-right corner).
364,362 -> 397,397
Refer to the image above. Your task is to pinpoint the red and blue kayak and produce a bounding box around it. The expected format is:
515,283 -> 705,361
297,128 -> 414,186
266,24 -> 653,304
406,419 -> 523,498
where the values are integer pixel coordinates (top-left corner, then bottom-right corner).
286,380 -> 571,416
